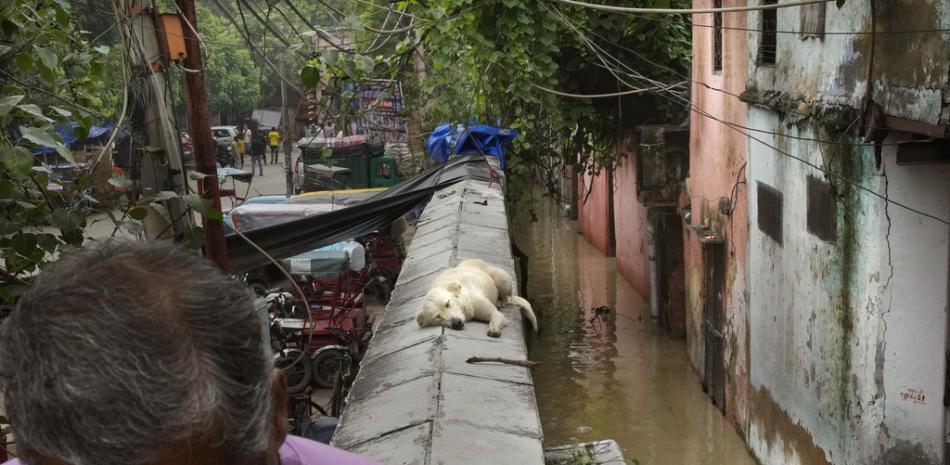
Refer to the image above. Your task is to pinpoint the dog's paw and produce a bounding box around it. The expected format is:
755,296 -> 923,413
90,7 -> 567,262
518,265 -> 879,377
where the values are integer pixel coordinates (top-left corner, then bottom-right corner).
487,327 -> 502,338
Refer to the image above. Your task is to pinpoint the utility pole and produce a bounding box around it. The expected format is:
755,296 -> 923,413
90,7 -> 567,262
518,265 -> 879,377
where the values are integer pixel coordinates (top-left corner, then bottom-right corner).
177,0 -> 229,270
282,62 -> 293,197
125,0 -> 193,239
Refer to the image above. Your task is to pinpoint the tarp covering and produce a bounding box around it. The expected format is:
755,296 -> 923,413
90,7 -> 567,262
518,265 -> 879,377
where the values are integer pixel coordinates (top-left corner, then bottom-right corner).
426,124 -> 517,169
281,241 -> 366,276
33,121 -> 114,154
226,154 -> 498,272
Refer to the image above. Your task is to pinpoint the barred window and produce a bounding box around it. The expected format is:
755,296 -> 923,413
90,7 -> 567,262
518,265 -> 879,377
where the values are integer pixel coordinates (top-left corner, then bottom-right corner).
799,2 -> 826,39
713,0 -> 723,72
757,0 -> 777,65
757,182 -> 783,245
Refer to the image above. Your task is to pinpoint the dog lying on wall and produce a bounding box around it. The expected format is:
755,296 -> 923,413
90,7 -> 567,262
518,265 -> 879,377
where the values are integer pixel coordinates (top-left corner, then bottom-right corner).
416,259 -> 538,337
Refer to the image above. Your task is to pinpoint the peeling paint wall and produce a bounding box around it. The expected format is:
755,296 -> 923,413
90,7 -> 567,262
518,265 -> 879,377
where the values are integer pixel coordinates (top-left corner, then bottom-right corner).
745,114 -> 950,465
687,0 -> 751,430
741,2 -> 950,464
613,149 -> 651,298
746,0 -> 950,125
577,168 -> 614,257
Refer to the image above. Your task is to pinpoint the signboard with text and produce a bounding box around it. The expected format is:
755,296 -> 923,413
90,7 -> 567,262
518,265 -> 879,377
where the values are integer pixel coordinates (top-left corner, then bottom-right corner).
352,80 -> 408,144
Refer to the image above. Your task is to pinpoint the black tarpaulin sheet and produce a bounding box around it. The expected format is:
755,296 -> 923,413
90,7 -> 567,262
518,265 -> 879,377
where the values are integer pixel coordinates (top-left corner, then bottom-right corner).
226,155 -> 497,272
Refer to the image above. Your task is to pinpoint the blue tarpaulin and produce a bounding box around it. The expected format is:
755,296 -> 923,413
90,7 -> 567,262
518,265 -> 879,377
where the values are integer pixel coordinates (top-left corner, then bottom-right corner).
426,123 -> 517,169
32,121 -> 114,155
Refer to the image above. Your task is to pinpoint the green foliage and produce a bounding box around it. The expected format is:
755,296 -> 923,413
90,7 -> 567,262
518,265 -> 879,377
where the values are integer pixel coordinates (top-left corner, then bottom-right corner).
196,2 -> 261,121
0,1 -> 222,302
299,0 -> 691,181
0,0 -> 121,301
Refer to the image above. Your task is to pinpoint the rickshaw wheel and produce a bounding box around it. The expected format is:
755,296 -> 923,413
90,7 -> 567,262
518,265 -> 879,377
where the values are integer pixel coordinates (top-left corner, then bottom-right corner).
276,350 -> 312,394
311,348 -> 343,389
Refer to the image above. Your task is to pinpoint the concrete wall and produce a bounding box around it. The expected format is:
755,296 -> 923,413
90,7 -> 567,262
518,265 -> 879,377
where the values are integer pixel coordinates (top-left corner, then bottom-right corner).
685,0 -> 751,429
741,1 -> 950,464
745,0 -> 950,125
332,170 -> 544,465
613,149 -> 651,298
745,112 -> 950,465
577,168 -> 614,257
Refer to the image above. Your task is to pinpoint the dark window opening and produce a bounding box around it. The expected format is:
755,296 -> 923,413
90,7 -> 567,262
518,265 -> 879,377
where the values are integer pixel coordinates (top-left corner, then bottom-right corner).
807,176 -> 837,242
713,0 -> 723,72
702,240 -> 726,413
799,2 -> 826,39
758,0 -> 777,65
757,182 -> 783,245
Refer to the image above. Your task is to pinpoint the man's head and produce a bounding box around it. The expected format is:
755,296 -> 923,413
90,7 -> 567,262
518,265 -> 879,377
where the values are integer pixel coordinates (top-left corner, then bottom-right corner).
0,240 -> 286,465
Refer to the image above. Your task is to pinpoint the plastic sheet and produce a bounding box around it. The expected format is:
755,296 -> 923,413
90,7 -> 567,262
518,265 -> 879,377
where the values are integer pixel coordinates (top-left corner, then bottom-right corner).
226,154 -> 498,272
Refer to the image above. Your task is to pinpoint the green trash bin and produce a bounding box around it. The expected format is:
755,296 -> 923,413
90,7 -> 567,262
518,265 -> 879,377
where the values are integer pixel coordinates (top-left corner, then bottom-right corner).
370,155 -> 400,188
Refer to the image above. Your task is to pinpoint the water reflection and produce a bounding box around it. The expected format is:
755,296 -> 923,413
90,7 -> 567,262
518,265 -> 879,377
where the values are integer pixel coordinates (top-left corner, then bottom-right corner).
512,192 -> 755,465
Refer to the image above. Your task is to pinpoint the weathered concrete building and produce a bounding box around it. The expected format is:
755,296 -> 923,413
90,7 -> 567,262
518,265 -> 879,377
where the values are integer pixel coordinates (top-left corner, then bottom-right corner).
684,0 -> 751,431
576,1 -> 950,464
740,0 -> 950,464
577,127 -> 689,339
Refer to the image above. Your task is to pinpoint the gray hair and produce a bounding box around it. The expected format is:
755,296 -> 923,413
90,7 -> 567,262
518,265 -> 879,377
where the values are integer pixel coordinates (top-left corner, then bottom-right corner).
0,240 -> 273,465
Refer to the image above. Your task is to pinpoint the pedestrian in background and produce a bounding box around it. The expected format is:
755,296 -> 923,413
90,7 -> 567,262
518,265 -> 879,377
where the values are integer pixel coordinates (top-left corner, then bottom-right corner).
241,124 -> 252,149
250,133 -> 266,176
268,127 -> 280,164
233,135 -> 245,168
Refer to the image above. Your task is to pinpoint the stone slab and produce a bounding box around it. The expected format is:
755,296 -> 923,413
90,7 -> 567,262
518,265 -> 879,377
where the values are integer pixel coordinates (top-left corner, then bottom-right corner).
332,375 -> 436,449
347,422 -> 431,465
430,421 -> 545,465
442,332 -> 532,385
438,373 -> 542,438
361,322 -> 441,365
333,174 -> 542,464
348,337 -> 439,401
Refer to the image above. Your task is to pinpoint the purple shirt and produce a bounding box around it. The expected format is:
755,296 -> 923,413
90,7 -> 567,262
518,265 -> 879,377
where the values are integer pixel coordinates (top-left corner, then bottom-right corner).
2,435 -> 381,465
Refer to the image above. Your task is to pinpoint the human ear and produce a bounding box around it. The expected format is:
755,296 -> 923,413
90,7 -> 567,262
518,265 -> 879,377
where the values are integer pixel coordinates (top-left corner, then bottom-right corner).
269,369 -> 289,464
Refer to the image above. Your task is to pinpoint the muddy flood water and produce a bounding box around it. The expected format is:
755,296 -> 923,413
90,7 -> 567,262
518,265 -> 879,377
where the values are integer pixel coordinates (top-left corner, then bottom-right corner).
511,192 -> 756,465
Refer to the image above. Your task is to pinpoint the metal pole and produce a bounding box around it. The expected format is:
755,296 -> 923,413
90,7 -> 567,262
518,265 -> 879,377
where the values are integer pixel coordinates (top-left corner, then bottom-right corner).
176,0 -> 229,270
126,1 -> 193,239
282,63 -> 293,197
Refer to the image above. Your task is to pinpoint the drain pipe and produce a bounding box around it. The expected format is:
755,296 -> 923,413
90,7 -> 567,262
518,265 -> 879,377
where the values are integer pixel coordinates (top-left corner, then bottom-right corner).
647,212 -> 660,322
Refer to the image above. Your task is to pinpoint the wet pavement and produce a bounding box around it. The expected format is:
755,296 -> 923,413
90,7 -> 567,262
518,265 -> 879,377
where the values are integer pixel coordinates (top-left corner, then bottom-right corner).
511,192 -> 756,465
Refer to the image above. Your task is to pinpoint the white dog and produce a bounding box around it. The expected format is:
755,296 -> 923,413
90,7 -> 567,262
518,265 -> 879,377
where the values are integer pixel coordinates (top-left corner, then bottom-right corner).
416,259 -> 538,337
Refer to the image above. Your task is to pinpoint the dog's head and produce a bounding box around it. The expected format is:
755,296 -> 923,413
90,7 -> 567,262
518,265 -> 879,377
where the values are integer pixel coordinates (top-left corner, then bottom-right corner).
416,281 -> 466,330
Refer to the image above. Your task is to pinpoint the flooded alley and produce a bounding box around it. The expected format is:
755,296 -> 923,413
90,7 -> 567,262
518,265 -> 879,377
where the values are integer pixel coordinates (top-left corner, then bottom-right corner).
512,192 -> 757,465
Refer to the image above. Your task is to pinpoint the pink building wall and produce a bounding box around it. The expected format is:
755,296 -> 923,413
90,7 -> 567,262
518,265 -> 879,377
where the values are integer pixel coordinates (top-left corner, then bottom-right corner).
612,150 -> 650,299
685,0 -> 749,430
577,169 -> 613,257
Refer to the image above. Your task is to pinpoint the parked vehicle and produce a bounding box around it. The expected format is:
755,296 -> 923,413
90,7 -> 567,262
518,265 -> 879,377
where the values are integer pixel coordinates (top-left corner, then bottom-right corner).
181,131 -> 194,168
294,135 -> 399,192
215,139 -> 235,167
211,125 -> 239,147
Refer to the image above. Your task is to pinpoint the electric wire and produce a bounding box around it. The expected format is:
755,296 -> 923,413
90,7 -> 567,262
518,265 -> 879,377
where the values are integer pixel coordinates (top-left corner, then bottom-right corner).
533,82 -> 686,98
230,225 -> 315,372
549,4 -> 913,145
544,2 -> 950,226
550,0 -> 833,14
212,0 -> 305,96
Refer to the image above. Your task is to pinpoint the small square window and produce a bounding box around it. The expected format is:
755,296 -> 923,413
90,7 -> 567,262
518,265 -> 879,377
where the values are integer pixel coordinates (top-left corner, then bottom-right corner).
807,176 -> 837,242
757,182 -> 783,245
799,2 -> 826,39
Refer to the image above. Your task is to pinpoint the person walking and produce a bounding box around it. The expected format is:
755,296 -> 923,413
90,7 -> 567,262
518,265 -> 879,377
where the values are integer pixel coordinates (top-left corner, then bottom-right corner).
268,127 -> 281,164
233,135 -> 246,167
250,132 -> 266,176
241,124 -> 252,148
